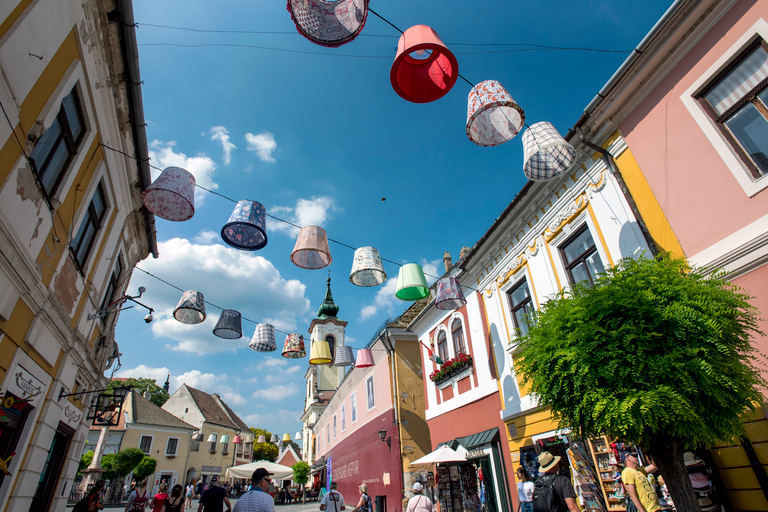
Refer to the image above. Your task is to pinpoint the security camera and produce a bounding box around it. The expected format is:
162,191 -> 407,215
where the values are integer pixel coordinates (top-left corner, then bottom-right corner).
144,314 -> 153,324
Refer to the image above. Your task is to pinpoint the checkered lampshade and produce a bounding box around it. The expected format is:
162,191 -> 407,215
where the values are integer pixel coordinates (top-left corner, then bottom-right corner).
141,167 -> 196,221
334,345 -> 355,367
396,263 -> 430,301
249,323 -> 276,352
466,80 -> 524,147
213,309 -> 242,339
349,246 -> 387,287
391,25 -> 458,103
173,290 -> 206,324
522,122 -> 576,181
435,277 -> 467,310
281,333 -> 306,358
291,226 -> 332,269
221,200 -> 268,251
287,0 -> 369,48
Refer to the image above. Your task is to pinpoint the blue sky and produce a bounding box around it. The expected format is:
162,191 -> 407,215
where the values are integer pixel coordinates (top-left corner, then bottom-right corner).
114,0 -> 673,439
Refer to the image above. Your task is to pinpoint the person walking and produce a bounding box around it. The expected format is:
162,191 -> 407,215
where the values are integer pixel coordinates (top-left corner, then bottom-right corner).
319,481 -> 346,512
198,478 -> 232,512
233,468 -> 275,512
531,452 -> 579,512
517,467 -> 535,512
406,483 -> 432,512
621,452 -> 660,512
351,483 -> 373,512
74,479 -> 106,511
186,482 -> 195,507
126,481 -> 150,512
196,481 -> 203,500
163,485 -> 187,512
152,482 -> 169,512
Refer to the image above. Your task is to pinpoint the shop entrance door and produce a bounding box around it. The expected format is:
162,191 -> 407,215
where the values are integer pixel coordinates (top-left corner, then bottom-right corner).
29,422 -> 74,512
479,457 -> 497,512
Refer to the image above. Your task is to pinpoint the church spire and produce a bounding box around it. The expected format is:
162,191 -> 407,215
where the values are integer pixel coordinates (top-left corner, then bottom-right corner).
317,278 -> 340,319
163,374 -> 170,393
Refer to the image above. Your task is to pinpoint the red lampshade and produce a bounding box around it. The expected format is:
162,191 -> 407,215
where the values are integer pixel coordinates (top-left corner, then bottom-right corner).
390,25 -> 458,104
233,435 -> 242,444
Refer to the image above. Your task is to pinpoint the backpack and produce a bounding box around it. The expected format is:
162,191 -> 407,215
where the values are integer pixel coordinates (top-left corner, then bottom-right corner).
363,493 -> 372,512
72,495 -> 94,512
131,490 -> 149,511
532,474 -> 565,512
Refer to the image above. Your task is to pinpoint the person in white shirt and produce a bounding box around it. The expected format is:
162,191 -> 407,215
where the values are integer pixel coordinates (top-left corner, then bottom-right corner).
406,482 -> 433,512
517,467 -> 535,512
319,481 -> 346,512
233,468 -> 275,512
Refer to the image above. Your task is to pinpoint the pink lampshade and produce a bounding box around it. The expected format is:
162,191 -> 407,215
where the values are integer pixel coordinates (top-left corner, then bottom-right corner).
466,80 -> 524,147
355,348 -> 374,368
391,25 -> 458,104
291,226 -> 332,269
233,435 -> 242,444
141,167 -> 196,221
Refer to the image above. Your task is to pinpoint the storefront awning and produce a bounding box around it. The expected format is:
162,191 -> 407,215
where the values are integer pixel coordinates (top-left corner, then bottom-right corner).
410,444 -> 468,465
455,427 -> 499,450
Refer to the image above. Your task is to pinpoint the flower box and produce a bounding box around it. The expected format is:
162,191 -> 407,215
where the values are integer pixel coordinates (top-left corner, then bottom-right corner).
430,353 -> 473,385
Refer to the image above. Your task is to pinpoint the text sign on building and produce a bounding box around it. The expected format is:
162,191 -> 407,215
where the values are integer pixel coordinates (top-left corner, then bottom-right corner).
465,449 -> 485,459
201,466 -> 222,473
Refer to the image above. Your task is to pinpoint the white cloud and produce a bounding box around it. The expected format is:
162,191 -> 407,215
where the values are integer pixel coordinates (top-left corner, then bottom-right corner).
194,229 -> 219,244
245,132 -> 277,162
267,196 -> 338,236
127,237 -> 311,355
148,140 -> 218,206
244,409 -> 300,427
359,259 -> 441,321
251,385 -> 302,401
209,126 -> 237,164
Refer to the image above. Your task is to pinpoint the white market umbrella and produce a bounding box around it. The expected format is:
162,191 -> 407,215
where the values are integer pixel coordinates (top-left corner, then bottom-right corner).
410,444 -> 468,465
225,460 -> 294,480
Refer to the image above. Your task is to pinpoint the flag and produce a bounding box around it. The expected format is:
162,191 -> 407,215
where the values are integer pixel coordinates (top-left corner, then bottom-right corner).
419,340 -> 443,366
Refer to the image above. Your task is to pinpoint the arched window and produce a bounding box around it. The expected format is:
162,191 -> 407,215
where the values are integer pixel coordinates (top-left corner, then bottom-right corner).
437,331 -> 448,362
325,334 -> 336,360
452,319 -> 465,355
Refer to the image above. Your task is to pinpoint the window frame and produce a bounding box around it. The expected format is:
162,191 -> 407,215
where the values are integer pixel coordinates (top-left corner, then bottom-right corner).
325,334 -> 336,361
100,255 -> 123,313
209,433 -> 217,453
436,330 -> 448,363
695,37 -> 768,179
560,225 -> 604,287
70,181 -> 108,272
165,437 -> 179,456
29,86 -> 86,201
507,278 -> 534,337
451,318 -> 466,355
139,435 -> 153,454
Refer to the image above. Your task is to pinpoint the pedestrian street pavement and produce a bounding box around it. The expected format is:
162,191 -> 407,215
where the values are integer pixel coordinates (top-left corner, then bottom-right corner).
90,497 -> 321,511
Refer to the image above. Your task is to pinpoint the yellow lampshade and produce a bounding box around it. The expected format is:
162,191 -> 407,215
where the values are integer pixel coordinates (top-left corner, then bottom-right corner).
282,433 -> 292,442
309,339 -> 333,365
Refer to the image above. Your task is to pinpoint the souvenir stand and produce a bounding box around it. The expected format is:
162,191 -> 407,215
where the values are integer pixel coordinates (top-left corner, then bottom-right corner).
566,444 -> 608,512
588,436 -> 625,512
435,464 -> 483,512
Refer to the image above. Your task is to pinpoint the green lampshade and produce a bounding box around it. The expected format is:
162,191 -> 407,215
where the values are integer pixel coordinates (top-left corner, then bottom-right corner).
396,263 -> 430,301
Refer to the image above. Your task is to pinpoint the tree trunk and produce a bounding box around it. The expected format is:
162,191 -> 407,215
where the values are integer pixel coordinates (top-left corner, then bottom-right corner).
646,438 -> 699,512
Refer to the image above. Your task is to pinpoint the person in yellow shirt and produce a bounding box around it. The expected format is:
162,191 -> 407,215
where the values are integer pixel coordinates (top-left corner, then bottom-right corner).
621,452 -> 660,512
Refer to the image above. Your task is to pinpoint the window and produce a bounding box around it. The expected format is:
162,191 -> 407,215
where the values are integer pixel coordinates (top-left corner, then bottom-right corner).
436,331 -> 448,362
70,182 -> 108,270
451,319 -> 465,355
697,39 -> 768,178
508,280 -> 534,337
326,425 -> 330,444
29,87 -> 86,199
100,256 -> 123,312
561,226 -> 604,286
165,438 -> 178,456
350,392 -> 357,423
325,335 -> 336,360
139,436 -> 152,454
341,404 -> 346,431
333,416 -> 337,438
222,441 -> 229,455
209,433 -> 217,452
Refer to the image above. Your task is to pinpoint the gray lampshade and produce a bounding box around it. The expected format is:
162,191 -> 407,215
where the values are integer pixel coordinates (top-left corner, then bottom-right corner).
213,309 -> 242,339
334,346 -> 354,367
270,434 -> 279,443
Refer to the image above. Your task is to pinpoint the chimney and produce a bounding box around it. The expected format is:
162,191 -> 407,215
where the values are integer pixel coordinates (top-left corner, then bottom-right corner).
443,252 -> 452,273
143,389 -> 152,400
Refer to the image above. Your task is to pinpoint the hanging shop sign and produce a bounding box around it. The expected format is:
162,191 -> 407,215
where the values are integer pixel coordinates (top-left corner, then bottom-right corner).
8,366 -> 44,403
201,466 -> 222,473
465,449 -> 486,460
63,402 -> 83,429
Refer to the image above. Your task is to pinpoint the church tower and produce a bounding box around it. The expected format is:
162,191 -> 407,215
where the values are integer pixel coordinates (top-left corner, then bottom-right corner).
300,278 -> 348,464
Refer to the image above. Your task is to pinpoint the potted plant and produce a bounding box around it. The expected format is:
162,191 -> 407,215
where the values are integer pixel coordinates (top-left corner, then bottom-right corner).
430,353 -> 473,384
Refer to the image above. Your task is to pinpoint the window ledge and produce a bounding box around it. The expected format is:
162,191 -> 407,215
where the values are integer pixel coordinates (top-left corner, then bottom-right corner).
434,365 -> 473,390
165,454 -> 176,458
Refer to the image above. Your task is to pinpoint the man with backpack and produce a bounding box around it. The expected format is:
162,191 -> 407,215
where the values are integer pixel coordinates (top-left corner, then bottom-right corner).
531,452 -> 579,512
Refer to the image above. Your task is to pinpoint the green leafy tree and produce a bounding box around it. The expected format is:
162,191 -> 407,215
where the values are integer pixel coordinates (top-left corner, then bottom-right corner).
109,448 -> 146,479
250,427 -> 279,462
515,255 -> 765,512
133,456 -> 158,481
292,461 -> 311,504
108,378 -> 169,407
78,450 -> 94,474
100,453 -> 117,480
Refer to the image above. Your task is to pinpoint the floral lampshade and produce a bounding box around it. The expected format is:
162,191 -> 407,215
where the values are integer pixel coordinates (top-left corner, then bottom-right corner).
281,333 -> 306,358
355,348 -> 375,368
257,435 -> 266,443
233,435 -> 242,444
395,263 -> 430,301
466,80 -> 525,147
435,277 -> 467,310
391,25 -> 458,103
249,323 -> 277,352
141,167 -> 196,221
287,0 -> 369,48
309,339 -> 333,365
221,200 -> 268,251
291,226 -> 332,269
213,309 -> 242,339
522,122 -> 576,181
349,246 -> 387,287
334,345 -> 355,367
173,290 -> 206,324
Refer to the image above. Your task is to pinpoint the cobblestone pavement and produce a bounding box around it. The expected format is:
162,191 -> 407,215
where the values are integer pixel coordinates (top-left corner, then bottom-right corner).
92,497 -> 321,511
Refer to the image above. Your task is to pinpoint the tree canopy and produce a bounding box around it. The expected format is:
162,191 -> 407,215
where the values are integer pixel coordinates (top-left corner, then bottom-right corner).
108,378 -> 169,407
78,450 -> 94,474
101,447 -> 147,479
133,456 -> 158,481
250,427 -> 279,462
515,254 -> 765,512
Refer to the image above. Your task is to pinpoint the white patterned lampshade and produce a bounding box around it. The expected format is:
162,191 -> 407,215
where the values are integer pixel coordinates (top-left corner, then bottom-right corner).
249,324 -> 276,352
173,290 -> 206,324
349,246 -> 387,287
466,80 -> 524,147
141,167 -> 196,221
287,0 -> 369,48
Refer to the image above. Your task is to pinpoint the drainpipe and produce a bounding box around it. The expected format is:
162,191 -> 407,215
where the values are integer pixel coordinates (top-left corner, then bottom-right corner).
382,331 -> 399,428
575,125 -> 659,256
